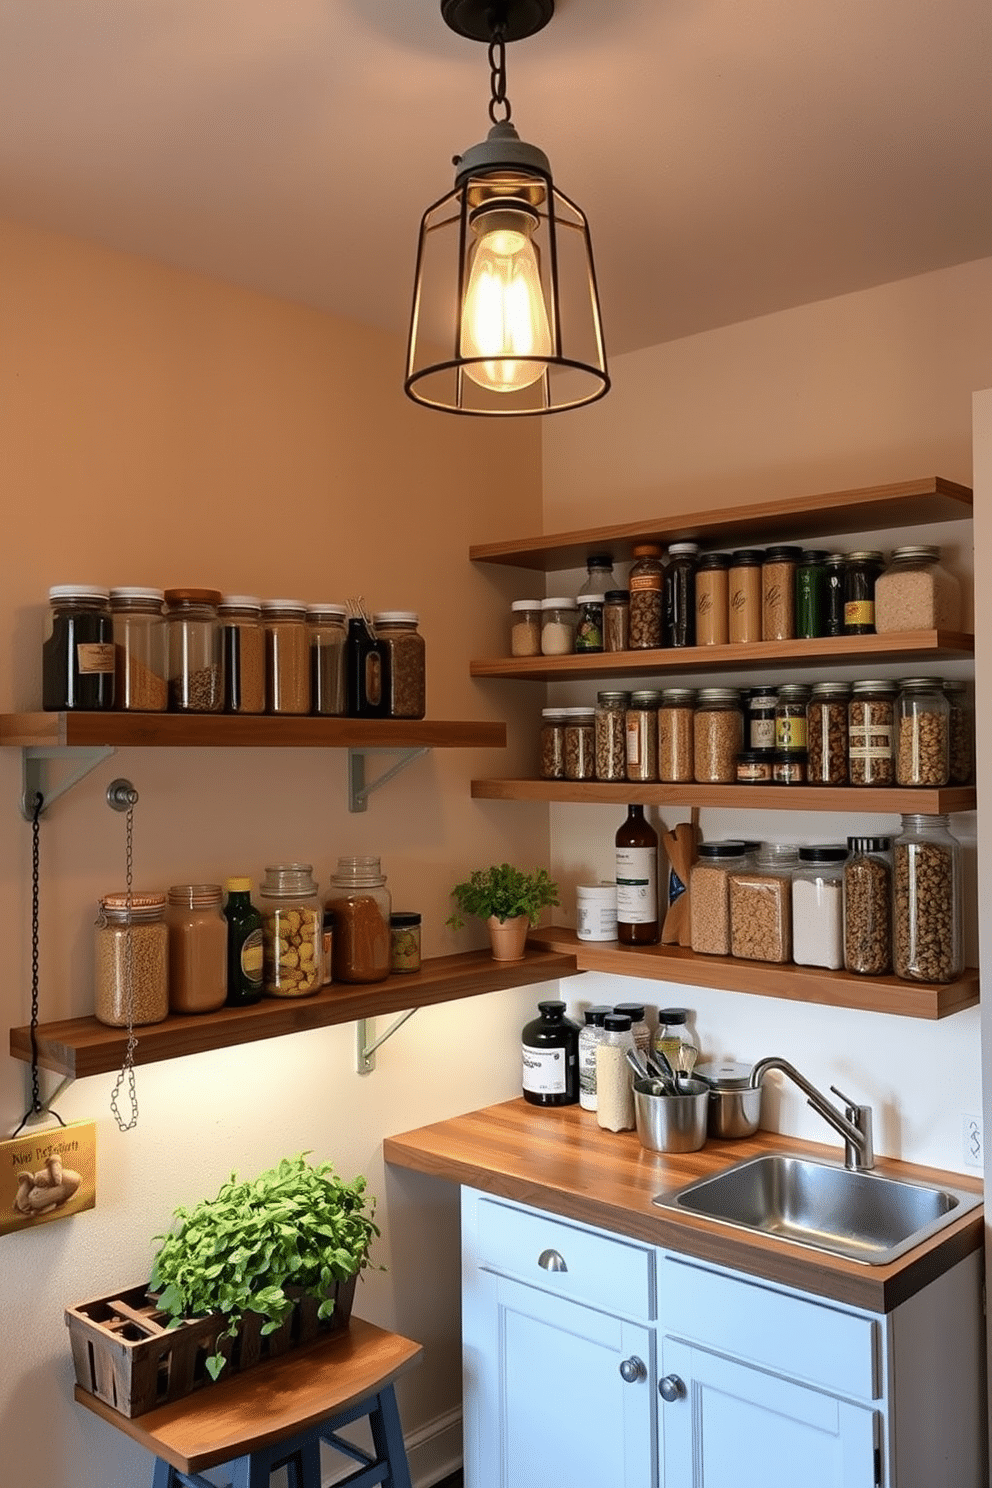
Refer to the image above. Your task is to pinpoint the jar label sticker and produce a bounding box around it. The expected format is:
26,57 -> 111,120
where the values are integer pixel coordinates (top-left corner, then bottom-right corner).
240,928 -> 264,990
629,572 -> 662,591
522,1044 -> 567,1094
844,600 -> 874,626
76,642 -> 116,674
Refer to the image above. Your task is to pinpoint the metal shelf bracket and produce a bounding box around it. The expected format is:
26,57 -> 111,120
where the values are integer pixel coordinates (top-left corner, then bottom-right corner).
347,746 -> 429,813
356,1010 -> 419,1074
21,746 -> 116,819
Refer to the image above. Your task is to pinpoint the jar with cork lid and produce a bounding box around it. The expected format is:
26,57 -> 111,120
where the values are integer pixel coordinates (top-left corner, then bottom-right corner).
94,891 -> 169,1027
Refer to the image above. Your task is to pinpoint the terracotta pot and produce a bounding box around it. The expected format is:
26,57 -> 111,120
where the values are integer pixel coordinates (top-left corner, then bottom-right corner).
487,914 -> 530,962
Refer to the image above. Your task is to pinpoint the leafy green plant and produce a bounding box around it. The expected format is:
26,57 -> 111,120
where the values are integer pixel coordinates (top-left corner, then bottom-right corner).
150,1154 -> 380,1380
446,863 -> 559,929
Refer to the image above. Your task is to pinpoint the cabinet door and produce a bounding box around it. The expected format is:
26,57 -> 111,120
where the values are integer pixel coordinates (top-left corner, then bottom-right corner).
465,1272 -> 657,1488
659,1339 -> 878,1488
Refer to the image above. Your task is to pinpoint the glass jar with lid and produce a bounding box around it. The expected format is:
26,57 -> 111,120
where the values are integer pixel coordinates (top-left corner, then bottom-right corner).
728,549 -> 764,644
795,550 -> 828,639
893,814 -> 962,983
594,691 -> 629,781
43,585 -> 115,711
574,593 -> 605,653
745,687 -> 778,753
308,603 -> 347,716
562,707 -> 596,782
791,846 -> 848,970
665,541 -> 699,647
603,589 -> 630,652
259,863 -> 323,997
582,553 -> 617,597
578,1005 -> 611,1111
628,543 -> 665,649
164,588 -> 223,712
263,599 -> 311,715
110,587 -> 168,712
652,1007 -> 697,1072
166,884 -> 228,1014
774,683 -> 810,755
729,844 -> 797,964
540,708 -> 570,780
540,597 -> 577,656
944,680 -> 973,785
806,681 -> 849,785
510,600 -> 542,657
325,856 -> 392,984
625,690 -> 661,782
690,842 -> 748,956
874,546 -> 962,634
694,553 -> 729,646
658,687 -> 696,783
374,611 -> 426,719
843,551 -> 884,634
390,912 -> 422,973
843,836 -> 892,976
848,679 -> 896,785
896,677 -> 949,787
94,891 -> 169,1027
613,1002 -> 651,1058
693,687 -> 743,783
823,554 -> 848,636
596,1013 -> 636,1131
219,595 -> 266,715
761,546 -> 802,641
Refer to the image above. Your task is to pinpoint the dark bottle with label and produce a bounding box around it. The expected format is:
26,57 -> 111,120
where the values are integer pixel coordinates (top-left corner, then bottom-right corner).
615,804 -> 659,945
223,877 -> 264,1006
664,541 -> 699,647
521,1000 -> 580,1106
345,615 -> 390,717
43,585 -> 116,710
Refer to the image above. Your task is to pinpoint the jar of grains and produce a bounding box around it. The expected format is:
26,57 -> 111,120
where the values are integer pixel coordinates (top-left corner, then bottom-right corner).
94,891 -> 169,1027
745,687 -> 778,753
259,864 -> 323,997
772,749 -> 807,785
308,604 -> 347,716
563,707 -> 596,781
263,599 -> 311,715
791,846 -> 848,970
628,543 -> 665,649
596,1013 -> 637,1132
625,690 -> 661,782
375,611 -> 426,719
694,553 -> 729,646
657,688 -> 696,783
736,750 -> 774,784
848,679 -> 897,785
843,551 -> 884,634
893,814 -> 962,983
944,680 -> 974,785
389,912 -> 422,973
665,541 -> 699,647
165,884 -> 228,1014
541,597 -> 577,655
728,549 -> 764,644
729,843 -> 797,964
795,550 -> 828,639
806,681 -> 849,785
843,836 -> 893,976
896,677 -> 949,787
539,708 -> 570,779
43,585 -> 116,711
690,841 -> 748,956
219,596 -> 266,715
165,588 -> 223,712
774,683 -> 810,757
823,554 -> 848,636
109,587 -> 168,712
874,546 -> 962,634
510,600 -> 542,657
693,688 -> 743,784
594,691 -> 629,781
603,589 -> 630,652
761,546 -> 802,641
325,856 -> 392,984
574,593 -> 605,653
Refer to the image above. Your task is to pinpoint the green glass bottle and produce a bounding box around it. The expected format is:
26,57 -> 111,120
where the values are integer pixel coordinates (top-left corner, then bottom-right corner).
224,877 -> 264,1006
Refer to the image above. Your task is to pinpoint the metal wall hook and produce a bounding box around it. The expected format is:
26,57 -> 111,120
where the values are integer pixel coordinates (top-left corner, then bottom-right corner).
106,779 -> 139,812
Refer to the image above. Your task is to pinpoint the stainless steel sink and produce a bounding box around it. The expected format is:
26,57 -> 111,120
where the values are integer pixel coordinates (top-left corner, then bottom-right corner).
653,1154 -> 983,1265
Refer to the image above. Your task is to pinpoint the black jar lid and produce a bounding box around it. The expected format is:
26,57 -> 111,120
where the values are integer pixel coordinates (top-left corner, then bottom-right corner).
730,548 -> 765,565
659,1007 -> 689,1024
697,840 -> 748,859
799,549 -> 829,564
697,552 -> 729,569
538,1000 -> 567,1018
603,1013 -> 632,1032
583,1004 -> 612,1025
797,845 -> 849,863
614,1002 -> 646,1021
604,588 -> 630,602
763,545 -> 803,562
390,912 -> 422,927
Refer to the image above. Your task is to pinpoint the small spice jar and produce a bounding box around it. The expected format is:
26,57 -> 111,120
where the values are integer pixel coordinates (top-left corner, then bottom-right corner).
736,750 -> 774,783
614,1002 -> 651,1058
657,687 -> 696,783
774,683 -> 810,755
219,595 -> 266,715
848,679 -> 896,785
307,603 -> 347,717
791,846 -> 848,970
510,600 -> 542,657
694,553 -> 729,646
574,593 -> 605,653
665,541 -> 699,648
745,687 -> 778,753
729,843 -> 797,964
628,544 -> 665,649
583,553 -> 617,597
259,863 -> 323,997
693,688 -> 743,783
761,546 -> 802,641
166,884 -> 228,1014
893,814 -> 962,983
625,690 -> 661,782
823,554 -> 848,636
772,749 -> 807,784
603,589 -> 630,652
563,707 -> 596,781
375,611 -> 426,719
110,587 -> 168,712
594,691 -> 629,782
94,891 -> 169,1027
843,836 -> 893,976
539,708 -> 570,780
43,585 -> 115,711
263,599 -> 311,715
806,681 -> 850,785
165,588 -> 223,713
874,546 -> 962,634
390,912 -> 422,974
653,1007 -> 697,1071
690,841 -> 748,955
325,856 -> 392,985
795,550 -> 828,639
843,550 -> 884,634
728,549 -> 764,644
944,679 -> 974,785
541,597 -> 578,656
896,676 -> 949,787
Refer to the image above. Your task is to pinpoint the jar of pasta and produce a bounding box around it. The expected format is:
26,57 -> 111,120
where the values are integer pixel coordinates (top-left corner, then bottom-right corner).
259,864 -> 323,997
325,856 -> 392,984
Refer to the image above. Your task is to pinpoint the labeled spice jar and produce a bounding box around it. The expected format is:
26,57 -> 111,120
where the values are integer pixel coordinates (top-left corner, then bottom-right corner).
166,884 -> 228,1014
729,843 -> 797,963
665,541 -> 699,647
657,688 -> 695,783
762,546 -> 801,641
510,600 -> 542,657
795,550 -> 828,639
308,604 -> 347,717
896,676 -> 949,787
94,891 -> 169,1027
874,546 -> 962,634
848,679 -> 896,785
263,599 -> 311,715
893,814 -> 962,983
736,750 -> 774,783
628,544 -> 665,649
522,1000 -> 580,1107
574,594 -> 605,653
690,841 -> 748,956
260,863 -> 323,997
165,588 -> 223,712
375,611 -> 426,719
823,554 -> 848,636
693,687 -> 743,784
219,596 -> 266,715
563,707 -> 596,781
625,690 -> 661,782
578,1005 -> 610,1110
695,553 -> 729,646
944,680 -> 974,785
110,588 -> 167,712
346,612 -> 389,717
389,912 -> 422,973
596,1014 -> 636,1131
728,549 -> 764,644
806,681 -> 849,785
541,597 -> 577,655
772,749 -> 806,784
223,877 -> 264,1006
325,856 -> 392,985
843,550 -> 884,634
843,836 -> 892,976
603,589 -> 630,652
774,683 -> 810,754
594,691 -> 629,781
43,585 -> 115,711
791,846 -> 848,970
539,708 -> 570,779
745,687 -> 778,752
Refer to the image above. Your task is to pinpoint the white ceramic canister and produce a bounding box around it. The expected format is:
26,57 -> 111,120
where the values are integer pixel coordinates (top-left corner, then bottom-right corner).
576,882 -> 618,941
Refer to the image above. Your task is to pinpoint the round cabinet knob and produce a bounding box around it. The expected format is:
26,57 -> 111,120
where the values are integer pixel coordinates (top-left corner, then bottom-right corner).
619,1356 -> 647,1384
659,1373 -> 686,1403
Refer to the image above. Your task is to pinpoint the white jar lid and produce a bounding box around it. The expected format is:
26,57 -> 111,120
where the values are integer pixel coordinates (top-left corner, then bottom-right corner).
576,592 -> 603,605
109,586 -> 165,603
306,603 -> 347,618
373,610 -> 419,625
219,594 -> 263,610
542,596 -> 576,609
48,584 -> 109,601
511,599 -> 542,611
577,882 -> 617,899
261,599 -> 307,613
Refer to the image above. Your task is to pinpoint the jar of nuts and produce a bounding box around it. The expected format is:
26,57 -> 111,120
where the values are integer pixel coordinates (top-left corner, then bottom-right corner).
693,688 -> 743,784
628,543 -> 665,649
806,681 -> 850,785
893,814 -> 962,984
259,863 -> 323,997
325,856 -> 392,984
625,690 -> 661,782
843,836 -> 893,976
539,708 -> 570,779
848,679 -> 897,785
594,691 -> 629,781
562,707 -> 596,781
896,677 -> 949,787
94,891 -> 169,1027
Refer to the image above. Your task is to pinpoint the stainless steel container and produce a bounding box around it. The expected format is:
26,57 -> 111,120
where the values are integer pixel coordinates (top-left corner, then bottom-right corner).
633,1076 -> 709,1153
696,1061 -> 763,1139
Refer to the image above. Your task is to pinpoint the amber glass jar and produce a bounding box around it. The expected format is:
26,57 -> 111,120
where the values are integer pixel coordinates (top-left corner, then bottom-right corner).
325,856 -> 392,984
263,600 -> 311,715
628,544 -> 665,649
166,884 -> 227,1014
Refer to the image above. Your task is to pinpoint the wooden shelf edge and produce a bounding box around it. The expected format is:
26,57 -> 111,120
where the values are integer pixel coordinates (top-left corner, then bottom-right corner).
0,714 -> 507,750
471,779 -> 977,814
8,948 -> 582,1078
527,928 -> 978,1020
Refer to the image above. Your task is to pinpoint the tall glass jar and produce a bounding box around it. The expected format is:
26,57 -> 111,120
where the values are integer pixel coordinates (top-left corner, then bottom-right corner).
695,553 -> 729,646
761,546 -> 801,641
563,707 -> 596,782
582,553 -> 617,597
896,677 -> 949,786
578,1005 -> 611,1112
325,856 -> 392,984
806,681 -> 849,785
219,596 -> 266,715
628,543 -> 665,649
843,551 -> 884,634
110,588 -> 167,711
625,690 -> 661,782
848,679 -> 896,785
259,863 -> 323,997
263,599 -> 311,715
308,604 -> 347,716
374,611 -> 426,719
729,843 -> 797,964
43,585 -> 115,711
603,589 -> 630,652
795,550 -> 827,639
94,891 -> 169,1027
693,688 -> 743,784
944,680 -> 974,785
791,846 -> 847,970
594,691 -> 629,781
893,814 -> 962,983
657,688 -> 696,783
823,553 -> 848,636
843,836 -> 892,976
596,1013 -> 636,1131
728,549 -> 764,644
540,708 -> 569,780
665,541 -> 699,647
166,884 -> 228,1014
874,546 -> 962,633
690,841 -> 748,956
164,588 -> 223,712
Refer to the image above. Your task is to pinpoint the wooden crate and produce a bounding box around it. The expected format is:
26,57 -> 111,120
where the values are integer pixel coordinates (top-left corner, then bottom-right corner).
65,1274 -> 357,1418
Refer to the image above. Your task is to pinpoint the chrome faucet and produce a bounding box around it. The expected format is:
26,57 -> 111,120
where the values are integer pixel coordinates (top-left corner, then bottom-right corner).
749,1056 -> 875,1171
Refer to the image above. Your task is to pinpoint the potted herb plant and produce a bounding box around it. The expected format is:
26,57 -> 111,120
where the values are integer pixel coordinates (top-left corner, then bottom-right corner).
447,863 -> 559,961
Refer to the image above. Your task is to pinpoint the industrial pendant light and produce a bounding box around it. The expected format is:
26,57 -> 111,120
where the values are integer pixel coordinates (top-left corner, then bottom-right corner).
405,0 -> 610,416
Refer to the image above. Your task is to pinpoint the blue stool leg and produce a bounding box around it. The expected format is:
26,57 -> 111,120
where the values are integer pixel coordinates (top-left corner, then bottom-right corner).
151,1462 -> 174,1488
369,1385 -> 413,1488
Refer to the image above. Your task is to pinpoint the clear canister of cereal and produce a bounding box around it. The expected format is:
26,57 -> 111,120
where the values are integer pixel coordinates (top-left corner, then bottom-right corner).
625,690 -> 661,782
806,681 -> 850,785
594,691 -> 629,782
896,677 -> 950,787
94,891 -> 169,1027
259,863 -> 323,997
843,836 -> 892,976
563,706 -> 596,781
693,687 -> 743,784
848,679 -> 897,786
893,814 -> 962,984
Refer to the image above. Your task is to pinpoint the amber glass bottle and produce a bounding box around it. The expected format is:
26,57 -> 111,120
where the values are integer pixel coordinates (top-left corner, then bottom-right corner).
615,804 -> 659,945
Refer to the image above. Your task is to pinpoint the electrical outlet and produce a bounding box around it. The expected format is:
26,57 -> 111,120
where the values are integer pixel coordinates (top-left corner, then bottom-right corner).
962,1113 -> 984,1170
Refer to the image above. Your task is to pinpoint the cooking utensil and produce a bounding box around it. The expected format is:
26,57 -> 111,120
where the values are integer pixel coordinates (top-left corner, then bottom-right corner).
633,1075 -> 709,1153
677,1043 -> 698,1076
695,1061 -> 763,1139
625,1046 -> 652,1083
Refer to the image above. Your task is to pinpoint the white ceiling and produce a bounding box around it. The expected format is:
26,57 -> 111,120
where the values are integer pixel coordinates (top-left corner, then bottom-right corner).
1,0 -> 990,358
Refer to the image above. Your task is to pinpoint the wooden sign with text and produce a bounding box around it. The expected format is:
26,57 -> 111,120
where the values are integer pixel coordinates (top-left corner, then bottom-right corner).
1,1120 -> 96,1236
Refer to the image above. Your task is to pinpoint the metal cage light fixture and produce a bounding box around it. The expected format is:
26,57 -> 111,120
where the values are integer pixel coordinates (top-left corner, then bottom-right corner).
405,0 -> 610,415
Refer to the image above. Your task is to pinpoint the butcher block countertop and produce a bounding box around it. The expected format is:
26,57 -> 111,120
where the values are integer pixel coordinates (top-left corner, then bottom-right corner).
384,1098 -> 984,1314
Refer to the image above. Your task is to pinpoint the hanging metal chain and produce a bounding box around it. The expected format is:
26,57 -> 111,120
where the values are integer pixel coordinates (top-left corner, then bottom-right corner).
27,792 -> 43,1116
109,803 -> 139,1132
487,22 -> 512,124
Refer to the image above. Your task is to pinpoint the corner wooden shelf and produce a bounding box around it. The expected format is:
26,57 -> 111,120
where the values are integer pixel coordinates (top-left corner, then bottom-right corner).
471,779 -> 977,814
527,927 -> 977,1021
9,948 -> 581,1079
0,712 -> 506,750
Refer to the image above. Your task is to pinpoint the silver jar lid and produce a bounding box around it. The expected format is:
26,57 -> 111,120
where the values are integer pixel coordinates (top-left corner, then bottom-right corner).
695,1060 -> 754,1091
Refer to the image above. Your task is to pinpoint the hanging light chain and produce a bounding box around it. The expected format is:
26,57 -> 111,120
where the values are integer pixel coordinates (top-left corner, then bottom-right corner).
109,802 -> 139,1132
487,21 -> 511,125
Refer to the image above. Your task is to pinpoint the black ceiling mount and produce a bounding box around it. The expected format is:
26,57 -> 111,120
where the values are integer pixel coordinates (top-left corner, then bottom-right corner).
441,0 -> 554,44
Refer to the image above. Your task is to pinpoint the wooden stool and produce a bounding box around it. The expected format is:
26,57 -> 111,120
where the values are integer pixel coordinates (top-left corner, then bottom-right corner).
74,1317 -> 423,1488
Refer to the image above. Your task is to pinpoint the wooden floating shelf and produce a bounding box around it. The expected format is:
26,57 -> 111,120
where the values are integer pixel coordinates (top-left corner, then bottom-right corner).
9,948 -> 581,1079
528,928 -> 978,1021
0,713 -> 506,750
471,779 -> 977,814
469,476 -> 973,571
